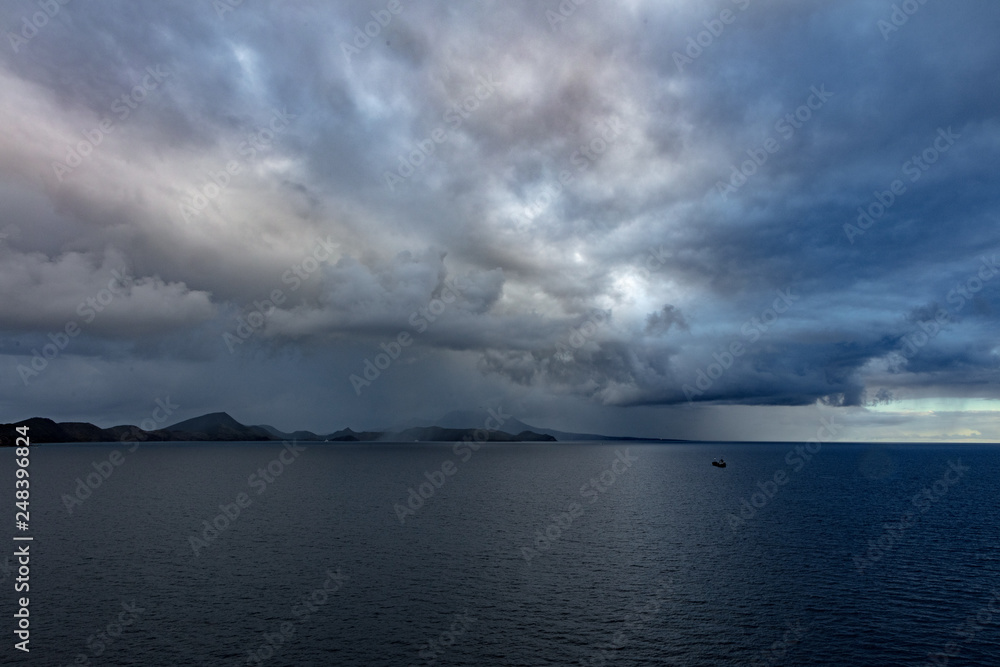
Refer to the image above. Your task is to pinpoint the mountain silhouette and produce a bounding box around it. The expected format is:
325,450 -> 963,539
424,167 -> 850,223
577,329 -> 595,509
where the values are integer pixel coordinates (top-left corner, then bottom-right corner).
0,412 -> 575,444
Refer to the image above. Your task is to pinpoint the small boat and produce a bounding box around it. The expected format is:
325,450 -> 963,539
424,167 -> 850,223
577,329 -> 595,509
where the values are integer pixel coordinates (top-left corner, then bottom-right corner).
712,458 -> 726,468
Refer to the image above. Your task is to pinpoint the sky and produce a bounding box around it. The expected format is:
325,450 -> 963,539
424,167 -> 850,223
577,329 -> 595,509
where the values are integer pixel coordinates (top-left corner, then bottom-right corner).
1,0 -> 998,442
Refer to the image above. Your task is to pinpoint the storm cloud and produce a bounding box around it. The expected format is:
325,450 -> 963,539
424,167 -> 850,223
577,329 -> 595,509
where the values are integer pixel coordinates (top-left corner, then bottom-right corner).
1,0 -> 998,441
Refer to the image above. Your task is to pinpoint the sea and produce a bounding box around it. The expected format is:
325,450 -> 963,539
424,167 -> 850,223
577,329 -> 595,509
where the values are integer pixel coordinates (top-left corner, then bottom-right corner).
5,440 -> 999,666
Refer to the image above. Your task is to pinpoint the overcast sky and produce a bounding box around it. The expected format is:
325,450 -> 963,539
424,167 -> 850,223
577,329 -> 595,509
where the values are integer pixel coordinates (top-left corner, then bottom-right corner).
1,0 -> 998,441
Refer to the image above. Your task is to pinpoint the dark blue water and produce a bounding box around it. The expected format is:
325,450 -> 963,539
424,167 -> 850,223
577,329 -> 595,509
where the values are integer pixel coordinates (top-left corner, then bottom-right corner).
4,441 -> 999,665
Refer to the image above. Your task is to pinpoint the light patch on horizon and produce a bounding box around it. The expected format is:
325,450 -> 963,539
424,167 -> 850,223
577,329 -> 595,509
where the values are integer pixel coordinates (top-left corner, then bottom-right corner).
867,398 -> 1000,414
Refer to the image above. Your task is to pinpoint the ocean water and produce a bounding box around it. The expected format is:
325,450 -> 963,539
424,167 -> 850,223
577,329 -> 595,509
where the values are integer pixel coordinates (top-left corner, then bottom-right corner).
5,441 -> 999,666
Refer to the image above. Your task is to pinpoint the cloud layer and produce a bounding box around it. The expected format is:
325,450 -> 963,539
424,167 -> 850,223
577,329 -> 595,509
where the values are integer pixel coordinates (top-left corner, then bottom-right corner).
1,0 -> 998,440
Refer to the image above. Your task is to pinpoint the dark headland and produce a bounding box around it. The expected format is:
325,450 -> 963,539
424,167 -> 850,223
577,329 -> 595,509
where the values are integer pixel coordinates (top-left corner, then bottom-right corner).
0,411 -> 685,445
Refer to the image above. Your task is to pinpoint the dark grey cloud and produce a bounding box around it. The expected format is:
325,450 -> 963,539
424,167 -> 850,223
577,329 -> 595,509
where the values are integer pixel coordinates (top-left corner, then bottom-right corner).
1,0 -> 998,440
